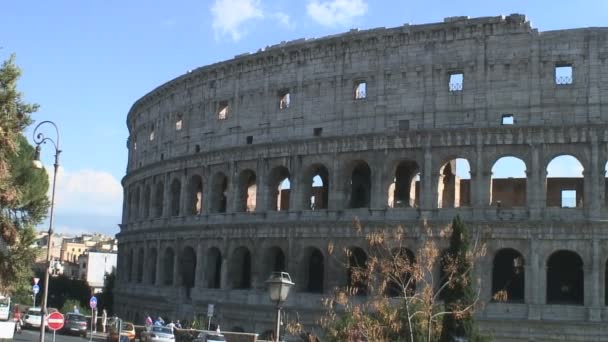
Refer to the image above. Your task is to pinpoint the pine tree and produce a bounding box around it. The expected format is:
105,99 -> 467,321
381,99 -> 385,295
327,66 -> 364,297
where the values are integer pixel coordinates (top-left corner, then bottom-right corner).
440,215 -> 486,342
0,54 -> 49,293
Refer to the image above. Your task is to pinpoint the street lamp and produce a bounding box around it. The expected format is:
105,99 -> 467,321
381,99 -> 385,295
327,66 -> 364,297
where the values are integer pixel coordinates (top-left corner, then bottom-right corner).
266,272 -> 294,342
32,120 -> 61,342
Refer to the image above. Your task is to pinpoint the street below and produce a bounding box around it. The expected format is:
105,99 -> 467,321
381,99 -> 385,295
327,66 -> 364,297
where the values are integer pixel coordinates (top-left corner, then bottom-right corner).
13,329 -> 107,342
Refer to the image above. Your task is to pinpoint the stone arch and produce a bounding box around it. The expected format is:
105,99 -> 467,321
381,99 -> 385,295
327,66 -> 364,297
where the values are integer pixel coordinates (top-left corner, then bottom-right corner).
170,178 -> 181,216
437,158 -> 471,208
211,172 -> 228,213
492,248 -> 525,302
153,180 -> 164,218
187,175 -> 203,215
303,164 -> 329,210
491,156 -> 527,207
162,247 -> 175,286
180,246 -> 197,298
386,248 -> 416,297
229,246 -> 252,289
142,184 -> 151,218
301,247 -> 324,293
546,250 -> 584,305
237,169 -> 257,212
136,247 -> 144,283
346,246 -> 368,296
349,161 -> 372,208
546,155 -> 584,208
206,247 -> 222,289
262,246 -> 286,280
267,166 -> 291,211
388,160 -> 420,208
147,247 -> 157,285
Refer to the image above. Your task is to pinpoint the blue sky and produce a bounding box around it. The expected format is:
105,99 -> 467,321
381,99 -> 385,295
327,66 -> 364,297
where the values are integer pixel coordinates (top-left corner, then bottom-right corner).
2,0 -> 606,236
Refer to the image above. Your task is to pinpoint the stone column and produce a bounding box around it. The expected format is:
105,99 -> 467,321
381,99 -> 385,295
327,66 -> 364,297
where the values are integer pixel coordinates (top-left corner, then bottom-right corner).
202,166 -> 212,214
588,137 -> 600,219
173,240 -> 181,287
195,242 -> 205,288
257,158 -> 269,212
162,173 -> 171,218
527,145 -> 541,219
329,157 -> 344,210
289,156 -> 304,211
420,144 -> 433,210
155,240 -> 162,286
180,172 -> 189,216
527,238 -> 542,320
371,161 -> 386,209
587,239 -> 602,320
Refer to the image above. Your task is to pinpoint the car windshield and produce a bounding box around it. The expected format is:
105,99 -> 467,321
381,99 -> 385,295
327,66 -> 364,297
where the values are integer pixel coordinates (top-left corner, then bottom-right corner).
0,298 -> 9,307
27,310 -> 41,316
152,326 -> 172,334
68,314 -> 86,321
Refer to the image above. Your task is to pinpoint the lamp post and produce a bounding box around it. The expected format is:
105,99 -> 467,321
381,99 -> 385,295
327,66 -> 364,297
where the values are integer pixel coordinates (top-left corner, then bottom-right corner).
32,120 -> 61,342
266,272 -> 294,342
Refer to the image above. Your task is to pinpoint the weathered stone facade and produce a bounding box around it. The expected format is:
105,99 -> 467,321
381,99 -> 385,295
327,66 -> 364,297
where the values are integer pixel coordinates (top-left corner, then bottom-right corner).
116,14 -> 608,340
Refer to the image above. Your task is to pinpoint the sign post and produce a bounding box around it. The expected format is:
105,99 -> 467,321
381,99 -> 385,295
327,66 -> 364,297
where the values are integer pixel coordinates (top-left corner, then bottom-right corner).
207,304 -> 214,330
89,296 -> 97,342
32,284 -> 39,307
47,311 -> 65,342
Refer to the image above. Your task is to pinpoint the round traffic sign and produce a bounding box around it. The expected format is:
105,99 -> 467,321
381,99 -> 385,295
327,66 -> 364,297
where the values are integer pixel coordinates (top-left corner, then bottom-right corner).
47,312 -> 64,331
89,296 -> 97,309
32,284 -> 39,294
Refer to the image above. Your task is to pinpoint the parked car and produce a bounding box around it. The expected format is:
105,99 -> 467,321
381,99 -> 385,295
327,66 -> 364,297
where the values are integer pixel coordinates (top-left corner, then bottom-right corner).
22,308 -> 46,329
193,330 -> 226,342
140,326 -> 175,342
107,322 -> 136,342
61,313 -> 88,337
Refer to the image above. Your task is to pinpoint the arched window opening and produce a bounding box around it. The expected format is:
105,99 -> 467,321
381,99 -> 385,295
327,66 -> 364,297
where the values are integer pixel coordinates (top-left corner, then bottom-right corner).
170,179 -> 181,216
238,170 -> 257,212
546,250 -> 583,305
305,165 -> 329,210
263,247 -> 286,279
133,187 -> 141,220
388,161 -> 420,208
188,175 -> 203,215
491,248 -> 525,302
211,173 -> 228,213
136,248 -> 144,283
350,162 -> 371,208
491,156 -> 527,207
147,248 -> 157,285
206,248 -> 222,289
142,185 -> 151,218
180,247 -> 197,299
547,155 -> 584,208
347,247 -> 368,296
605,261 -> 608,305
437,158 -> 471,208
302,247 -> 324,293
386,248 -> 416,297
153,181 -> 164,218
229,247 -> 252,289
268,166 -> 291,211
162,248 -> 175,286
127,249 -> 133,283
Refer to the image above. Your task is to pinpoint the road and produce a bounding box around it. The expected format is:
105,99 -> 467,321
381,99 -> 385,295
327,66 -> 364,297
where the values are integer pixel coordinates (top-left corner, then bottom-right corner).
12,328 -> 107,342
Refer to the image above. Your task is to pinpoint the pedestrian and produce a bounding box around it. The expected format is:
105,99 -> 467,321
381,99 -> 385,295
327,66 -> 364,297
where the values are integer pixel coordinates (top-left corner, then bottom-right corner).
175,320 -> 182,329
102,309 -> 107,333
145,314 -> 153,327
73,305 -> 79,314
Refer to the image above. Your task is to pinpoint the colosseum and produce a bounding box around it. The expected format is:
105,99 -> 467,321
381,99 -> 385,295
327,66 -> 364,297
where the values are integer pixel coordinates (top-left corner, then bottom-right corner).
115,14 -> 608,341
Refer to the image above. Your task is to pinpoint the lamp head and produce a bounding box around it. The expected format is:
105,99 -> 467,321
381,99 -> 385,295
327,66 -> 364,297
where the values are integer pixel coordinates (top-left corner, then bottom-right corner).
32,145 -> 43,169
266,272 -> 294,303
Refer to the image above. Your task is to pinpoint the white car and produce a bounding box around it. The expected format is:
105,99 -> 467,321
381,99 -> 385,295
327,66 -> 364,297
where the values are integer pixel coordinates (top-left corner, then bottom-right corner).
140,326 -> 175,342
22,308 -> 46,329
193,331 -> 226,342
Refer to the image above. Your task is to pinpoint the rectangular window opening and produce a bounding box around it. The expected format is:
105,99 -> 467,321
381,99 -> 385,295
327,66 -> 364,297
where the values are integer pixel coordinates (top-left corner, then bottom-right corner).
449,72 -> 463,92
354,81 -> 367,99
555,64 -> 573,85
175,114 -> 183,131
218,101 -> 228,120
501,114 -> 514,125
398,120 -> 410,130
561,189 -> 576,208
149,125 -> 155,141
246,136 -> 253,144
279,91 -> 290,109
314,127 -> 323,137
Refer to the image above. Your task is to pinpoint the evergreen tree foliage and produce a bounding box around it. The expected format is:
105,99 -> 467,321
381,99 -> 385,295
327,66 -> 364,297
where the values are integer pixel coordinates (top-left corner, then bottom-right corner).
0,54 -> 49,294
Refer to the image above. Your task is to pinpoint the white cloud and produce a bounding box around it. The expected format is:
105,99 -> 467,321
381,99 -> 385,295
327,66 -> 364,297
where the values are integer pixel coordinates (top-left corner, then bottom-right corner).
211,0 -> 264,41
306,0 -> 367,27
44,167 -> 123,217
273,11 -> 294,29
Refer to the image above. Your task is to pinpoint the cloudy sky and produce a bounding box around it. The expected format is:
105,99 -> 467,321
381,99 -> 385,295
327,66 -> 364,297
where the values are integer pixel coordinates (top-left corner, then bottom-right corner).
2,0 -> 604,236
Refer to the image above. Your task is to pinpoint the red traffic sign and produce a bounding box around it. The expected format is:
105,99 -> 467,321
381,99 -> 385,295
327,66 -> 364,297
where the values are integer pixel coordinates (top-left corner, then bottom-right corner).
47,312 -> 64,331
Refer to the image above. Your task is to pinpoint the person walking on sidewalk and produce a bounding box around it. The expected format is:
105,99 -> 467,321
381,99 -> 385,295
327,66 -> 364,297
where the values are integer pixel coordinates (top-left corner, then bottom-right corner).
102,309 -> 107,333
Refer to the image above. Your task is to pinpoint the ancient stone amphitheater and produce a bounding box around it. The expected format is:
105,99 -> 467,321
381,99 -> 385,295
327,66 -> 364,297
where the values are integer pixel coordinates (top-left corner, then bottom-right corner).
115,14 -> 608,341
